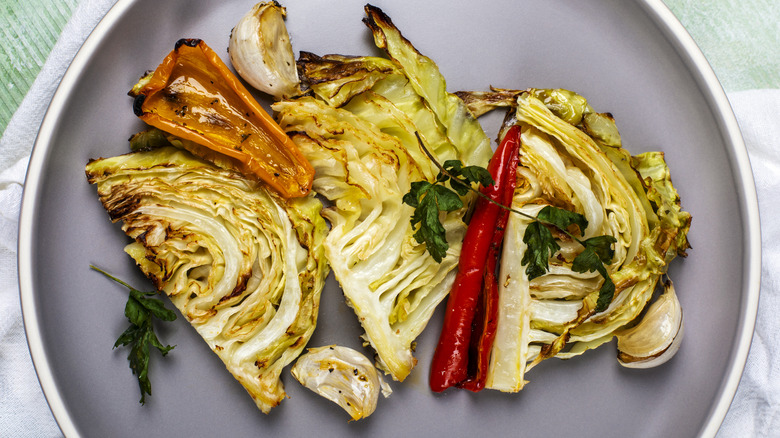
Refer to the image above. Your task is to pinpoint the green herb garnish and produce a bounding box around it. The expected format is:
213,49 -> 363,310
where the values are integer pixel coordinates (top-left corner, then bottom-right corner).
403,134 -> 617,312
403,159 -> 493,262
91,265 -> 177,404
524,206 -> 617,312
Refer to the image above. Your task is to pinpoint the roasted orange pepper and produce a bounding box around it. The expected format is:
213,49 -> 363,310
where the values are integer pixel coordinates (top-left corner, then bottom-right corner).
130,38 -> 313,198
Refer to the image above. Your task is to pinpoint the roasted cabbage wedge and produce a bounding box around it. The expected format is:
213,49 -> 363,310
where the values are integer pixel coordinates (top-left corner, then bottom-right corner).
471,91 -> 692,392
85,146 -> 329,413
272,5 -> 493,381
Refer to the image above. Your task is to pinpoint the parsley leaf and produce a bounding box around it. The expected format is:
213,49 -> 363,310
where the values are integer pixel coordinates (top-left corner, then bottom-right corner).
405,181 -> 464,262
91,265 -> 176,405
580,235 -> 618,265
521,221 -> 560,280
571,246 -> 604,275
595,275 -> 616,312
537,205 -> 588,235
571,238 -> 618,312
442,159 -> 494,196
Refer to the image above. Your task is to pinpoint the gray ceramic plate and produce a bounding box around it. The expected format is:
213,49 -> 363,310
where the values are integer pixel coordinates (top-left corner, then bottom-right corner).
19,0 -> 760,437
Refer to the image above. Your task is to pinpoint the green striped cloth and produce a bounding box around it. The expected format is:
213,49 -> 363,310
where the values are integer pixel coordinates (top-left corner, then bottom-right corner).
664,0 -> 780,91
0,0 -> 78,134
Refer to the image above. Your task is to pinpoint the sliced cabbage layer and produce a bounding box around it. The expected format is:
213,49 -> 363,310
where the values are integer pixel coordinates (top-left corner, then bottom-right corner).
485,91 -> 691,391
86,147 -> 329,412
274,5 -> 493,381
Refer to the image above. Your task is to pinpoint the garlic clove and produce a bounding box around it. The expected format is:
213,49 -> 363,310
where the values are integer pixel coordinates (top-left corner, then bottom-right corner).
229,2 -> 300,100
291,345 -> 392,420
616,279 -> 684,369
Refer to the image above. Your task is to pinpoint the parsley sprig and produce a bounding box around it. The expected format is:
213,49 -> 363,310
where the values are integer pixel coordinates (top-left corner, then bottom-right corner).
91,265 -> 177,404
402,134 -> 617,312
523,206 -> 617,312
403,159 -> 493,262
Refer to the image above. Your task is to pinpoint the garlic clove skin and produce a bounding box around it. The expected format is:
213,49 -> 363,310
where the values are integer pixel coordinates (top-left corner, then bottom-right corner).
291,345 -> 392,420
616,279 -> 684,369
229,2 -> 300,100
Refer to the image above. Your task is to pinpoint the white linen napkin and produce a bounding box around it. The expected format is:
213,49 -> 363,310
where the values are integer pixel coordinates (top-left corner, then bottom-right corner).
0,1 -> 777,436
0,1 -> 118,436
715,89 -> 780,437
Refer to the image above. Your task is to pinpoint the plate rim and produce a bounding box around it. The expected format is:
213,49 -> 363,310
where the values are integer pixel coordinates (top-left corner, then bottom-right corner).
17,1 -> 761,437
18,1 -> 138,436
635,1 -> 761,436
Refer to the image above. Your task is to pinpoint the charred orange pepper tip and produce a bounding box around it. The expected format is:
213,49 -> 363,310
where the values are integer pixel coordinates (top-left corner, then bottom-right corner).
130,38 -> 314,198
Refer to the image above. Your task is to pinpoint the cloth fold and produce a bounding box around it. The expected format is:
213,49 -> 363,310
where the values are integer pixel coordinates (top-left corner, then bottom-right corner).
0,1 -> 776,437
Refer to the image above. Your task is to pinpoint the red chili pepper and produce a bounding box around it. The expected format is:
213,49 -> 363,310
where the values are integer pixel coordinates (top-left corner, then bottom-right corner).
429,125 -> 521,392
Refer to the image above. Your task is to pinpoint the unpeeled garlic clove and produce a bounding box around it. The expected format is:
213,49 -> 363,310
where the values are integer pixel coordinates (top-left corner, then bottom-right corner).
616,278 -> 684,368
229,2 -> 300,100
